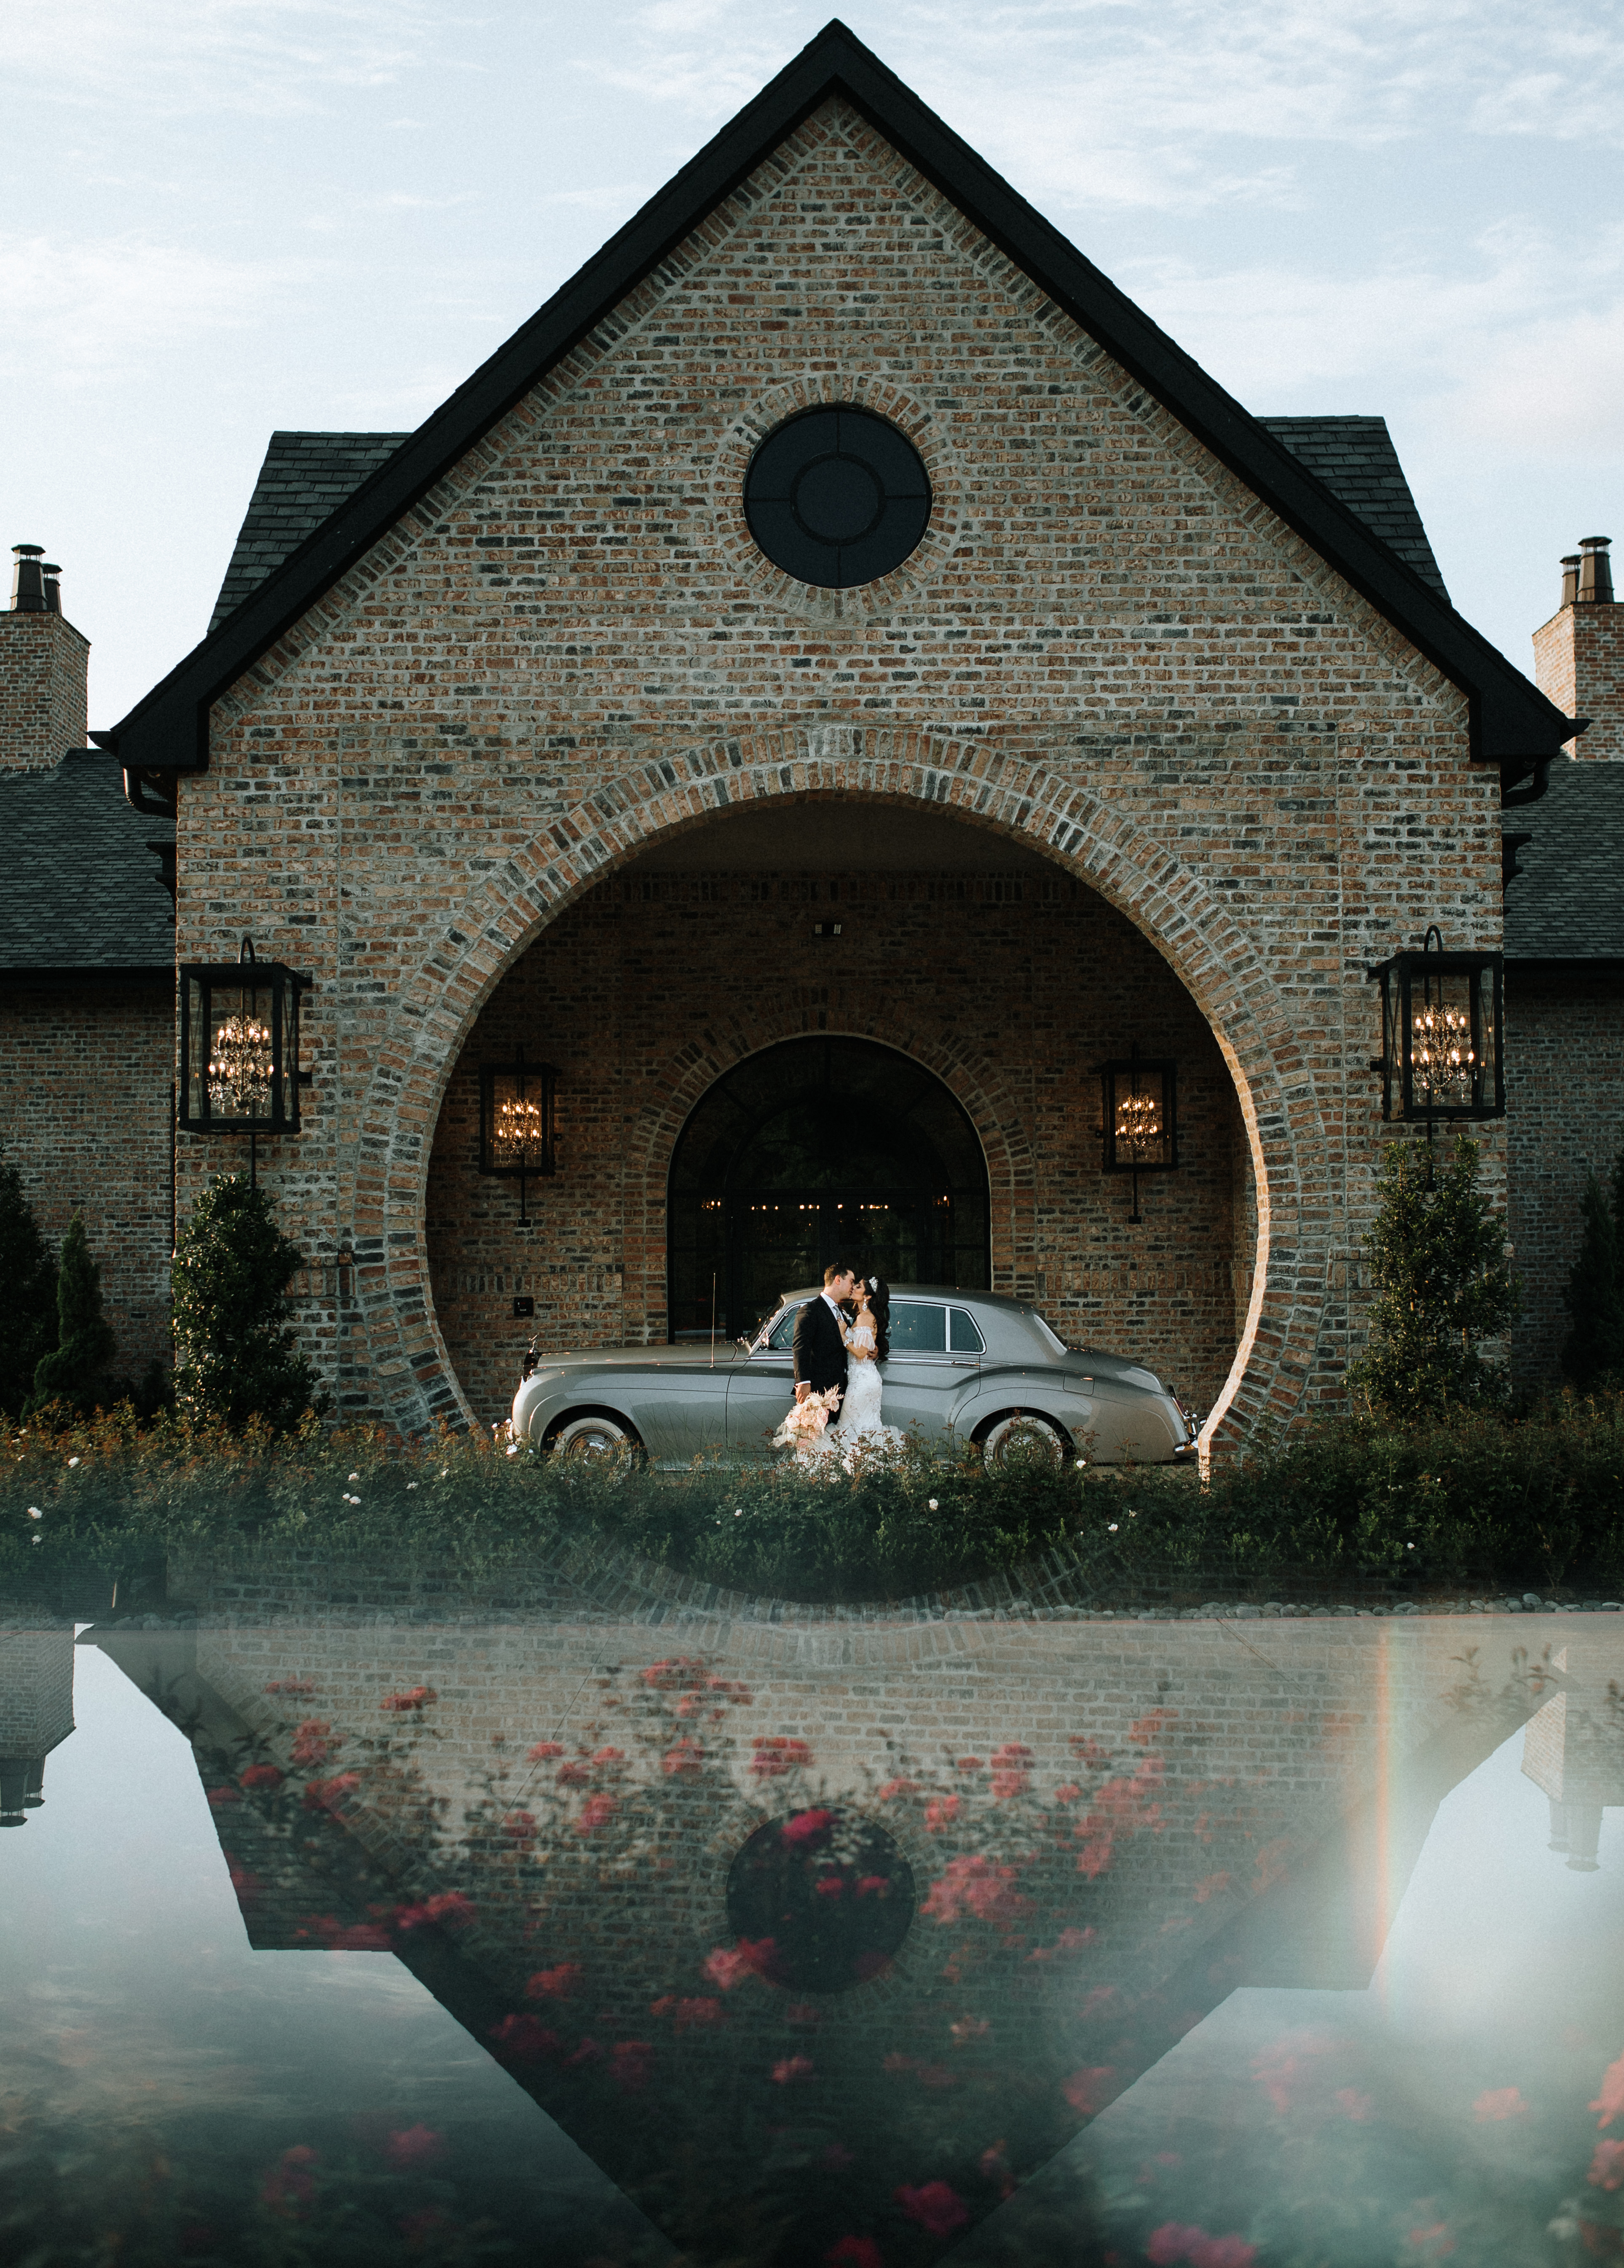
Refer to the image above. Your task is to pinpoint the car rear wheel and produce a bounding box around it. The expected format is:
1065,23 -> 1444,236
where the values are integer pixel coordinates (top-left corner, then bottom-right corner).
978,1412 -> 1069,1473
548,1412 -> 642,1468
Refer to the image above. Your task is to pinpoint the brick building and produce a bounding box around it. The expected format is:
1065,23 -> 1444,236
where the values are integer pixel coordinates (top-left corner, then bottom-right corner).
4,22 -> 1609,1449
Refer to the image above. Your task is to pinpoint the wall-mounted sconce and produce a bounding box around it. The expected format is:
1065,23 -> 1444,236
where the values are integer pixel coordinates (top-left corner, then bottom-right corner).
1368,928 -> 1504,1124
178,936 -> 310,1186
1099,1050 -> 1178,1224
479,1045 -> 558,1226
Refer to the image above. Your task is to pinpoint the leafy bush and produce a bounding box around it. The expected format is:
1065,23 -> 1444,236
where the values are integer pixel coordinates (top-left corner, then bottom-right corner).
26,1211 -> 118,1419
0,1145 -> 56,1418
172,1174 -> 321,1433
1350,1134 -> 1518,1414
1563,1140 -> 1624,1388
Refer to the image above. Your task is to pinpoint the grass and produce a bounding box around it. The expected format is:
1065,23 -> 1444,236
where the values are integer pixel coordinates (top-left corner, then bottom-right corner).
6,1392 -> 1624,1607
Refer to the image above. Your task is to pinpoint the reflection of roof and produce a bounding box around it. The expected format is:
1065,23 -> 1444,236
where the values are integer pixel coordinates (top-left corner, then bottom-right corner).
0,748 -> 173,975
1258,418 -> 1447,601
105,20 -> 1571,784
1504,761 -> 1624,961
210,432 -> 408,631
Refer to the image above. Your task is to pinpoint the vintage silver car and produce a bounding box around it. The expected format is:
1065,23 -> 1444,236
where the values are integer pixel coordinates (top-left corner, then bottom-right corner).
510,1286 -> 1199,1470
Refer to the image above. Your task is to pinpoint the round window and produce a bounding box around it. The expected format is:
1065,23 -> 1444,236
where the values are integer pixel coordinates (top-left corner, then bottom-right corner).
744,407 -> 931,589
724,1806 -> 915,1993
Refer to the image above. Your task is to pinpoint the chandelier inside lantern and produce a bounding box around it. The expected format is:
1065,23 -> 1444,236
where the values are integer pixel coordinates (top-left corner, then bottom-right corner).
494,1089 -> 547,1165
1114,1082 -> 1164,1166
1411,999 -> 1480,1110
207,1008 -> 275,1119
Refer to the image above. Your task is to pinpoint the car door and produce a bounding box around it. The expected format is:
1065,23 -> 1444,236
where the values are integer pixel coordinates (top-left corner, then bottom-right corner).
725,1302 -> 802,1455
620,1355 -> 735,1462
880,1301 -> 981,1444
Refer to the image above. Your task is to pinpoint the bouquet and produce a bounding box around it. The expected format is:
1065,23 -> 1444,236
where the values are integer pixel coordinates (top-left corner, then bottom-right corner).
772,1384 -> 842,1451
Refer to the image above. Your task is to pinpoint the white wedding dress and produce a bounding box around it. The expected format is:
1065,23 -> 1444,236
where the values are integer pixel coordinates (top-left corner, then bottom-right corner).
835,1322 -> 905,1461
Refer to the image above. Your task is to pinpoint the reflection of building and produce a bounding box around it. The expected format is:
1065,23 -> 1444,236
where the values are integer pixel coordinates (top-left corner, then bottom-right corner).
10,22 -> 1622,1446
0,1621 -> 76,1827
1519,1646 -> 1624,1871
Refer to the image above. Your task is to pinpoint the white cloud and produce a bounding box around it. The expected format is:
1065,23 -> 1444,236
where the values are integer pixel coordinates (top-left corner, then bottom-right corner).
0,236 -> 314,382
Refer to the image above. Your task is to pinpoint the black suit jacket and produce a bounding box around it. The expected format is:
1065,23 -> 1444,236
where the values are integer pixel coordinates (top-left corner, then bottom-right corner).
792,1295 -> 849,1405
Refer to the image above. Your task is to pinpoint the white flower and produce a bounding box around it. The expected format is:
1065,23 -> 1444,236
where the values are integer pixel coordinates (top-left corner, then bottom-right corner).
1108,1522 -> 1119,1533
734,1508 -> 743,1518
927,1498 -> 939,1511
1075,1458 -> 1086,1469
67,1457 -> 80,1469
1406,1542 -> 1415,1550
342,1492 -> 361,1505
28,1507 -> 42,1520
406,1481 -> 418,1491
31,1534 -> 41,1546
440,1467 -> 449,1479
348,1472 -> 360,1482
506,1444 -> 521,1457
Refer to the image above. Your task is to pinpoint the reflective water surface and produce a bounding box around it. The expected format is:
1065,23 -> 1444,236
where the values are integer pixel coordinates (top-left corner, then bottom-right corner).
4,1571 -> 1623,2267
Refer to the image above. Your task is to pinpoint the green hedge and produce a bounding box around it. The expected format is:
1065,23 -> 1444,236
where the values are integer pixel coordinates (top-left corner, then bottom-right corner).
6,1393 -> 1624,1605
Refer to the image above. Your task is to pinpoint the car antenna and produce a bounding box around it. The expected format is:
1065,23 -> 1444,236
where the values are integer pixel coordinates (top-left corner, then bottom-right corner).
710,1273 -> 717,1368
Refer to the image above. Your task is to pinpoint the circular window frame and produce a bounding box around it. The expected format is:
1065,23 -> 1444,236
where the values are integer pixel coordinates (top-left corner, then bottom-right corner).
709,377 -> 962,624
744,406 -> 932,591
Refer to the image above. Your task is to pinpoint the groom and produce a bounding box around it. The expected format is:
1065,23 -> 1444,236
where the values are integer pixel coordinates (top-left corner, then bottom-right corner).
793,1260 -> 857,1424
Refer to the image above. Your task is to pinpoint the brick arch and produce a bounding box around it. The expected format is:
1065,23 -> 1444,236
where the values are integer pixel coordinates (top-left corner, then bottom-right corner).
351,724 -> 1313,1460
625,1017 -> 1030,1335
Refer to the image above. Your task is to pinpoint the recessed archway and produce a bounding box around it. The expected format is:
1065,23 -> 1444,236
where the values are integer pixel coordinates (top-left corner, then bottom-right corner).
667,1035 -> 992,1341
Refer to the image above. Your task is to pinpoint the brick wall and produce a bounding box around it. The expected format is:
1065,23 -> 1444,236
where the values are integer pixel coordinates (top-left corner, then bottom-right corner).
1532,600 -> 1624,759
1506,967 -> 1624,1388
0,1624 -> 75,1764
0,984 -> 175,1383
425,858 -> 1246,1428
171,97 -> 1502,1456
0,613 -> 88,773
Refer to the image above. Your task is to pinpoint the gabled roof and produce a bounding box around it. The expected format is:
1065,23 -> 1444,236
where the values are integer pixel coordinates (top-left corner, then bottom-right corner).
209,432 -> 408,631
1504,761 -> 1624,961
1258,418 -> 1448,603
103,17 -> 1575,790
0,749 -> 173,976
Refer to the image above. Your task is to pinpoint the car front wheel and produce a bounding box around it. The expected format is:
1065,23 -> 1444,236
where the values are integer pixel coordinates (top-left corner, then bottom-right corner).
548,1412 -> 642,1467
978,1412 -> 1069,1473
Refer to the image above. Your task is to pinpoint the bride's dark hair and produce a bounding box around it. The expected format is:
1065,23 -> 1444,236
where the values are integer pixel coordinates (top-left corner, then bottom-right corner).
864,1275 -> 890,1363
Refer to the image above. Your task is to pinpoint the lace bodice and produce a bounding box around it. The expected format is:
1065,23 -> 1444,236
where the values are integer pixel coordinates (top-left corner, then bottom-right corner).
848,1321 -> 876,1355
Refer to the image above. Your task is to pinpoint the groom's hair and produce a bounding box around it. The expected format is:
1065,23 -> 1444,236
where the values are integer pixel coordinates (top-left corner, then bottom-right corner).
823,1259 -> 858,1286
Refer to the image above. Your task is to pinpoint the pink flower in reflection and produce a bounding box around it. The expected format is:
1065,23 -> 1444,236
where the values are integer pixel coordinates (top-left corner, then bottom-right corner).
487,2013 -> 560,2061
662,1737 -> 705,1777
1472,2086 -> 1527,2123
1336,2088 -> 1374,2122
783,1808 -> 835,1846
380,1686 -> 437,1713
206,1787 -> 241,1808
302,1772 -> 361,1814
1589,2139 -> 1624,2190
384,2125 -> 445,2168
527,1741 -> 565,1763
1026,1927 -> 1094,1962
825,2239 -> 882,2268
575,1792 -> 617,1834
895,2182 -> 968,2237
876,1776 -> 919,1802
261,2145 -> 319,2214
527,1962 -> 584,1999
815,1877 -> 844,1899
703,1938 -> 777,1990
922,1855 -> 1032,1928
924,1796 -> 960,1832
240,1764 -> 284,1791
556,1760 -> 591,1786
750,1737 -> 813,1778
1593,2052 -> 1624,2129
502,1810 -> 537,1842
1063,2067 -> 1115,2115
1146,2225 -> 1257,2268
393,1891 -> 475,1931
650,1995 -> 724,2032
773,2055 -> 815,2084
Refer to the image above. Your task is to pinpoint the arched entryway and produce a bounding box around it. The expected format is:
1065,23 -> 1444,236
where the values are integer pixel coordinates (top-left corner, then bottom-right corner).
666,1037 -> 991,1341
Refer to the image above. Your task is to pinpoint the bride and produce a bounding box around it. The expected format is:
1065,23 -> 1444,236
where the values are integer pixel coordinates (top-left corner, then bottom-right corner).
838,1276 -> 905,1459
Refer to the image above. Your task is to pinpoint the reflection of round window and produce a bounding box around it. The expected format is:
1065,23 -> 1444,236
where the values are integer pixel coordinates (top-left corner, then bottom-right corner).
745,407 -> 931,588
724,1807 -> 915,1993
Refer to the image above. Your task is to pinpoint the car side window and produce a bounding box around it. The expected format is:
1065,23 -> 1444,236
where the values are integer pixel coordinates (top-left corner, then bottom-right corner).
889,1302 -> 947,1353
949,1309 -> 984,1354
766,1304 -> 803,1352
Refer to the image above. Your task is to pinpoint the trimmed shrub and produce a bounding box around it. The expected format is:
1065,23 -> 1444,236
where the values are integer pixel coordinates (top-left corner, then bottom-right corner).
1562,1142 -> 1624,1389
171,1175 -> 321,1434
0,1146 -> 56,1417
1350,1134 -> 1518,1415
26,1212 -> 118,1419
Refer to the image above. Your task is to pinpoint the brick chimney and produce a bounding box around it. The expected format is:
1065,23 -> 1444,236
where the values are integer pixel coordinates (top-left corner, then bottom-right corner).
1533,535 -> 1623,758
1,542 -> 89,773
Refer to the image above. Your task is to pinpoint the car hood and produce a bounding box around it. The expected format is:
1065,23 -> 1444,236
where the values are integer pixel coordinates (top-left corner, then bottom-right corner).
526,1345 -> 745,1373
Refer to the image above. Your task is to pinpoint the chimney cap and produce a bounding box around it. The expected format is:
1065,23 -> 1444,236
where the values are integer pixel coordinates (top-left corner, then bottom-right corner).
40,564 -> 60,576
11,543 -> 43,559
1581,535 -> 1613,550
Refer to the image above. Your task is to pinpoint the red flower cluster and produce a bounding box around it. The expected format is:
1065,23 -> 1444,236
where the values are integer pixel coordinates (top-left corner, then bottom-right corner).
772,2056 -> 815,2085
302,1772 -> 362,1814
487,2012 -> 560,2061
261,2145 -> 319,2214
380,1686 -> 437,1713
876,1776 -> 919,1802
894,2182 -> 968,2237
750,1737 -> 813,1778
1062,2066 -> 1115,2115
502,1810 -> 537,1842
206,1786 -> 241,1809
1073,1757 -> 1165,1879
1591,2139 -> 1624,2190
921,1855 -> 1033,1930
264,1678 -> 315,1697
527,1741 -> 566,1762
291,1719 -> 339,1768
1145,2223 -> 1255,2267
394,1891 -> 476,1931
650,1994 -> 724,2032
239,1764 -> 284,1792
702,1938 -> 777,1991
825,2240 -> 883,2268
923,1795 -> 959,1833
1026,1926 -> 1094,1963
526,1962 -> 584,1999
575,1792 -> 617,1834
1593,2051 -> 1624,2128
384,2125 -> 444,2168
662,1737 -> 705,1777
782,1807 -> 835,1846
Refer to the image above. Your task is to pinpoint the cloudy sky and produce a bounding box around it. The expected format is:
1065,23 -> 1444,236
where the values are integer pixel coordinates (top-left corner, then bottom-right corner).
8,0 -> 1624,728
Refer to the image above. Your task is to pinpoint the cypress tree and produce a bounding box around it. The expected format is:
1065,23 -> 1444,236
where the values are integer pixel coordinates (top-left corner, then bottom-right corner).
27,1212 -> 119,1418
0,1148 -> 58,1418
1351,1133 -> 1519,1415
172,1174 -> 320,1433
1562,1146 -> 1624,1389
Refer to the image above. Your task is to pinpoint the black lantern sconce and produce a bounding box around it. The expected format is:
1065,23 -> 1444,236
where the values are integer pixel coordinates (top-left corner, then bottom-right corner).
1100,1049 -> 1178,1223
478,1046 -> 559,1226
1368,929 -> 1504,1129
178,938 -> 308,1185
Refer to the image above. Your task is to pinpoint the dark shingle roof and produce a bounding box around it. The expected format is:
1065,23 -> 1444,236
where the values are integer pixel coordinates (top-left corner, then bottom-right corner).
1258,417 -> 1448,602
1505,761 -> 1624,960
0,750 -> 173,973
209,432 -> 408,631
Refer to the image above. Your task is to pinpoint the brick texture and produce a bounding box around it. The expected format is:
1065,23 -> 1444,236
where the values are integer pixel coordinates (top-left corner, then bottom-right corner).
0,984 -> 175,1382
0,612 -> 88,773
165,99 -> 1504,1457
1505,968 -> 1624,1389
1533,598 -> 1624,759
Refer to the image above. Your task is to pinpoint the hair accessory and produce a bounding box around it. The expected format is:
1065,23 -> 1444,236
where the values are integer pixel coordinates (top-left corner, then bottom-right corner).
868,1276 -> 878,1292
